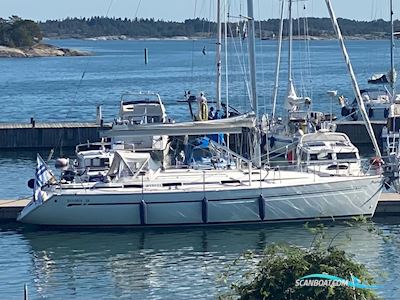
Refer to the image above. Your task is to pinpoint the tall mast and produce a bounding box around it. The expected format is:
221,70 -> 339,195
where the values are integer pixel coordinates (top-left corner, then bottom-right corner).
325,0 -> 381,157
216,0 -> 222,110
247,0 -> 257,113
272,0 -> 286,119
246,0 -> 261,167
390,0 -> 396,99
288,0 -> 293,89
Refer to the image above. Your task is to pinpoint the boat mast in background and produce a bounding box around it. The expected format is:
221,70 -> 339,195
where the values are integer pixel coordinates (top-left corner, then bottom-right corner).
287,0 -> 294,99
246,0 -> 261,167
271,0 -> 286,119
325,0 -> 382,157
216,0 -> 222,110
390,0 -> 396,99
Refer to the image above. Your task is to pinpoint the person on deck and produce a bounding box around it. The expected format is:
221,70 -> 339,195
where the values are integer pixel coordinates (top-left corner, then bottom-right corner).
197,92 -> 209,121
208,107 -> 215,120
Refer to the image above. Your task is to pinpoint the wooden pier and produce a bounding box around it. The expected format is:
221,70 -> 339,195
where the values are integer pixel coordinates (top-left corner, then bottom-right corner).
1,194 -> 399,222
0,122 -> 111,149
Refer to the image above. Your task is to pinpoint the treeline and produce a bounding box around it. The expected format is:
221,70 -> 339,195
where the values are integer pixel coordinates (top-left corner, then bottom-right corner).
0,16 -> 42,47
40,17 -> 400,39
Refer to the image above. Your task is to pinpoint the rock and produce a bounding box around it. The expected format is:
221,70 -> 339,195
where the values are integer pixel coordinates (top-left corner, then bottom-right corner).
0,43 -> 92,58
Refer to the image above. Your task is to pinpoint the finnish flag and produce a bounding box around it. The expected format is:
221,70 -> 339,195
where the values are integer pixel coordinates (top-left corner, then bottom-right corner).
34,154 -> 55,203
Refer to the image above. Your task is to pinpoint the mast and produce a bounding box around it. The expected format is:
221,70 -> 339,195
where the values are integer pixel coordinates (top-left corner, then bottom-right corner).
390,0 -> 396,99
246,0 -> 261,167
247,0 -> 257,113
272,0 -> 285,119
216,0 -> 222,110
325,0 -> 381,157
288,0 -> 293,89
224,0 -> 229,114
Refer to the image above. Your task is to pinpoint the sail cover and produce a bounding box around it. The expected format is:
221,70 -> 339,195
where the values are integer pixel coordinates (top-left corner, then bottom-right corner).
102,113 -> 256,137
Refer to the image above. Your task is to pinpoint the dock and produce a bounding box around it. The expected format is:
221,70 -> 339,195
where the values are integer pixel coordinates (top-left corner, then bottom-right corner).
0,118 -> 387,151
336,120 -> 385,150
0,199 -> 29,220
0,122 -> 111,149
1,194 -> 399,222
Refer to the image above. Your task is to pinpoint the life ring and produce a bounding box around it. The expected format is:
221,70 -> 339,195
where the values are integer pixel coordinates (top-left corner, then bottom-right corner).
199,101 -> 209,121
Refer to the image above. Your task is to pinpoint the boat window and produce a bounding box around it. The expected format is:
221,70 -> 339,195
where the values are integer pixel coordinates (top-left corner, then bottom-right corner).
147,116 -> 160,123
307,142 -> 325,147
310,153 -> 332,161
336,152 -> 357,160
335,142 -> 347,147
83,158 -> 110,169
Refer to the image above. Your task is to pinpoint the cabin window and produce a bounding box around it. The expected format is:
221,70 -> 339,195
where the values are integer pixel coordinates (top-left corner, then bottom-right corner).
310,153 -> 332,161
83,158 -> 110,169
336,153 -> 357,160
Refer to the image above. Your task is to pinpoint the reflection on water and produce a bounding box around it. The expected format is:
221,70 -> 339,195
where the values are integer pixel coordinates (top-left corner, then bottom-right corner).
0,222 -> 398,300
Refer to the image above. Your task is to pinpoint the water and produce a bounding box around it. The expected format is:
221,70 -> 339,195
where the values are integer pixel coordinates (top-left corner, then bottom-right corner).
0,39 -> 400,299
0,222 -> 399,300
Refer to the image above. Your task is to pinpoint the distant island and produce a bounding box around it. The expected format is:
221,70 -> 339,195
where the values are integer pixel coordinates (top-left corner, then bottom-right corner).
0,16 -> 398,57
0,16 -> 91,58
39,16 -> 400,40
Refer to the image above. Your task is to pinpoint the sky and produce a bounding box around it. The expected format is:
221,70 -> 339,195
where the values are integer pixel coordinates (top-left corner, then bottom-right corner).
0,0 -> 398,22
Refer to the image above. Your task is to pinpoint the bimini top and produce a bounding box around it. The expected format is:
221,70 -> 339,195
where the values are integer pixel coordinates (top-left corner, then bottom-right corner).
107,151 -> 156,180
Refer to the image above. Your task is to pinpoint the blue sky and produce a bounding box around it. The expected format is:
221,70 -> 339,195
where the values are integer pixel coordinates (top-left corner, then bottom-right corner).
0,0 -> 398,22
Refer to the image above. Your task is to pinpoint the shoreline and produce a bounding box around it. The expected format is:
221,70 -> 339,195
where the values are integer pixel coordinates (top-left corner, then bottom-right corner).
44,34 -> 394,41
0,43 -> 92,58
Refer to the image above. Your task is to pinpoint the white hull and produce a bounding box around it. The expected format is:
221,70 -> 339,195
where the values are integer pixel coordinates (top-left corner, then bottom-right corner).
18,172 -> 382,226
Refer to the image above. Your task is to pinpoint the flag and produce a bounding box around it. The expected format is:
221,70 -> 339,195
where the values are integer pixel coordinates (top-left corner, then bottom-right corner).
34,154 -> 56,203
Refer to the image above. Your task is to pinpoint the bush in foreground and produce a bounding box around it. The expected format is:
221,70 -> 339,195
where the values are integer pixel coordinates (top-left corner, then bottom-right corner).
220,221 -> 383,300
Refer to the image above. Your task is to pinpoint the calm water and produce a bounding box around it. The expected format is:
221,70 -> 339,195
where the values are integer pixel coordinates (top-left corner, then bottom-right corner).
0,39 -> 400,299
0,222 -> 399,300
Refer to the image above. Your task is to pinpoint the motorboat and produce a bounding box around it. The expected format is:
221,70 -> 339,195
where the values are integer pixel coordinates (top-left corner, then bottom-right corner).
296,129 -> 363,177
109,91 -> 170,160
60,141 -> 114,183
338,87 -> 399,121
338,0 -> 399,122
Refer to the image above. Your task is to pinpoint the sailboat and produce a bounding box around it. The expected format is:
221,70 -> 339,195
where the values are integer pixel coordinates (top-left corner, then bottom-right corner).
267,0 -> 329,158
17,0 -> 383,227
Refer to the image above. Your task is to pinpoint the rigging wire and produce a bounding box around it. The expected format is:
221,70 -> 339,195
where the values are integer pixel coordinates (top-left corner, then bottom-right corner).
296,1 -> 305,99
190,0 -> 198,88
303,2 -> 313,104
69,0 -> 118,120
228,21 -> 252,108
